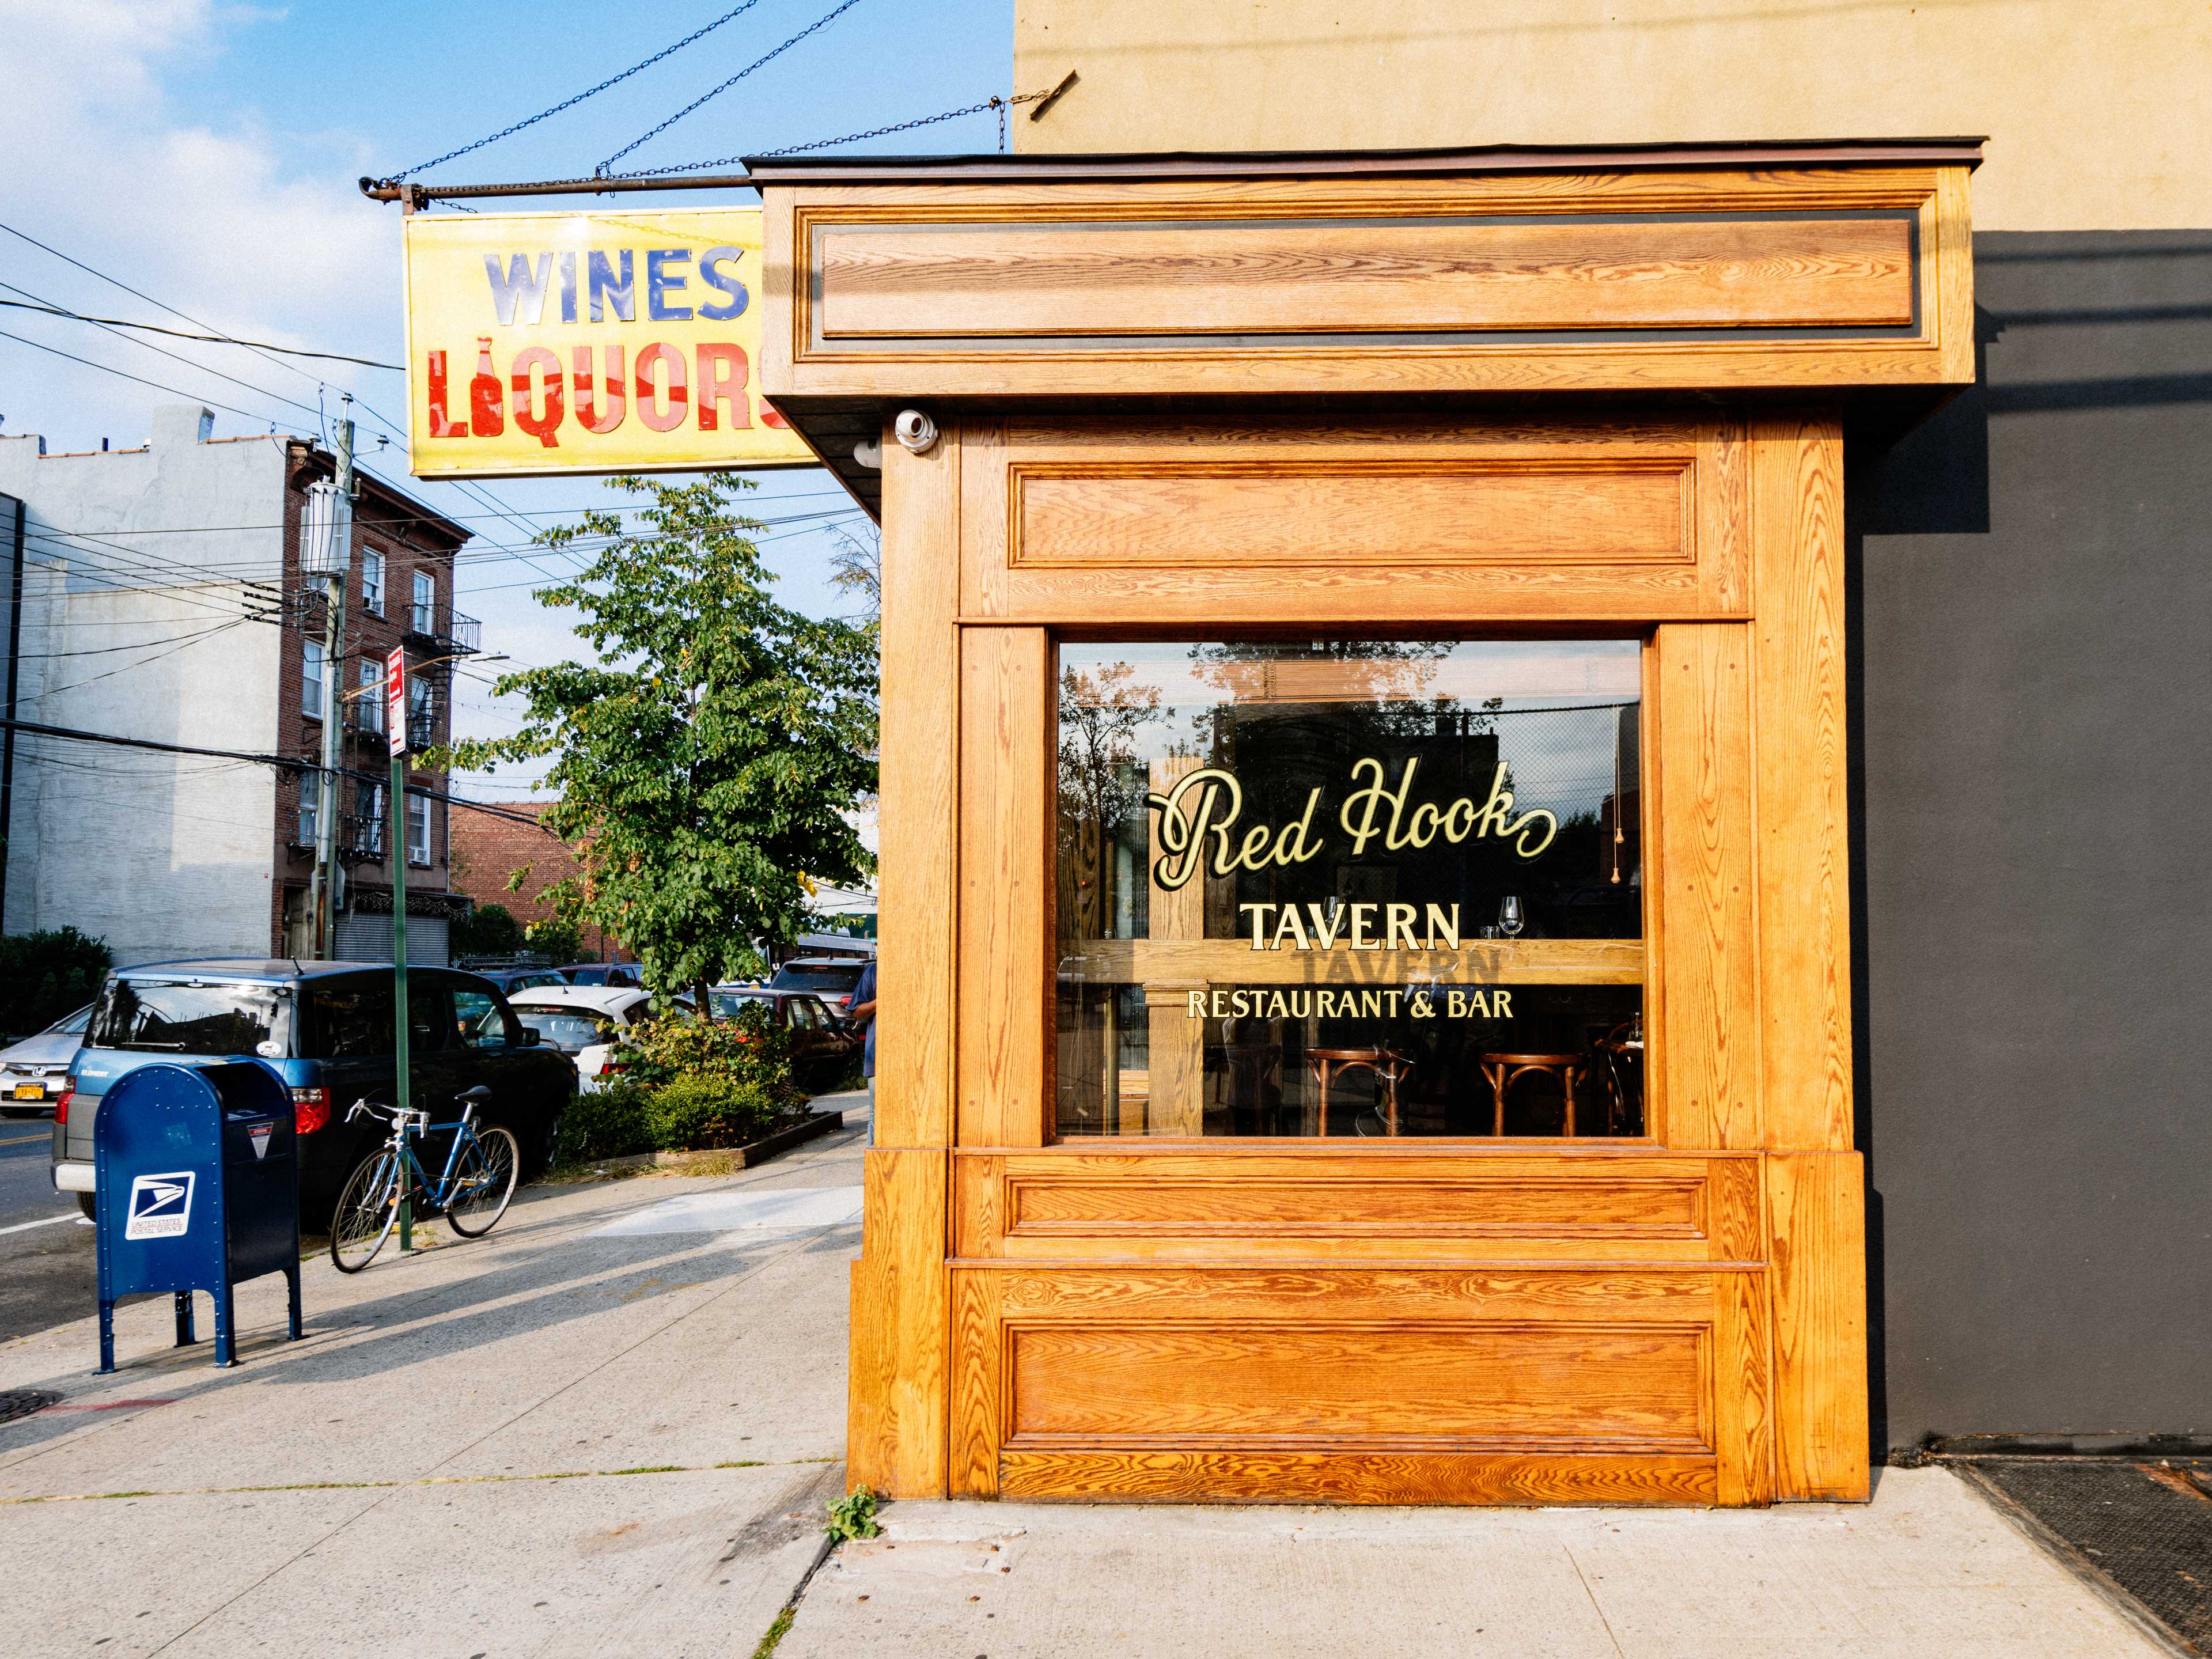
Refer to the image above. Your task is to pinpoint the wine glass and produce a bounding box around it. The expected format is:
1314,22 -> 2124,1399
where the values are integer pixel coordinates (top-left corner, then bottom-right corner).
1498,895 -> 1525,940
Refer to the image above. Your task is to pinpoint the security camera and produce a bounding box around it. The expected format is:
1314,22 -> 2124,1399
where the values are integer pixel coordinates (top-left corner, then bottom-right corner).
893,408 -> 938,454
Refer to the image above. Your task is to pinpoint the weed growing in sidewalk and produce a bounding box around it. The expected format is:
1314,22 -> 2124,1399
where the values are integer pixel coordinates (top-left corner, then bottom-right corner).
824,1487 -> 880,1543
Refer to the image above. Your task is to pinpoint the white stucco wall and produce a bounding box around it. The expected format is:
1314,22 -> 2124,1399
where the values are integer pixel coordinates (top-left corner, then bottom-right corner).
0,407 -> 286,964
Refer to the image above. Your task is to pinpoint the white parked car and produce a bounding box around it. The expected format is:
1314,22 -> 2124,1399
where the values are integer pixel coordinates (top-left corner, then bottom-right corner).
0,1003 -> 92,1116
507,987 -> 677,1093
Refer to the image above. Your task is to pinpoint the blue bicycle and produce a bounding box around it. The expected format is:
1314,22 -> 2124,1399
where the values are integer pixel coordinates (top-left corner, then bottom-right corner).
329,1086 -> 520,1272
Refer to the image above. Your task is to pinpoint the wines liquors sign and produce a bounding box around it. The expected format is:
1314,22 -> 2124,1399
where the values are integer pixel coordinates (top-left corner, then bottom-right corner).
400,207 -> 813,479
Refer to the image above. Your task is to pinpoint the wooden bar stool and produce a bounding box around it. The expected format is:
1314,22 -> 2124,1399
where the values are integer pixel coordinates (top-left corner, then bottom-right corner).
1478,1052 -> 1585,1137
1306,1047 -> 1413,1137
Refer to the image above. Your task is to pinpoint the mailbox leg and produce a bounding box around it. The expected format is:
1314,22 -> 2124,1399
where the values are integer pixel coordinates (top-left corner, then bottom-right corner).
213,1283 -> 235,1368
98,1300 -> 115,1374
173,1291 -> 196,1347
286,1263 -> 302,1342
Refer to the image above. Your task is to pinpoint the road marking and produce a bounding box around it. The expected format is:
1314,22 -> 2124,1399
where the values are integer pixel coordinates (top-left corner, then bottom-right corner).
0,1131 -> 53,1146
0,1211 -> 81,1237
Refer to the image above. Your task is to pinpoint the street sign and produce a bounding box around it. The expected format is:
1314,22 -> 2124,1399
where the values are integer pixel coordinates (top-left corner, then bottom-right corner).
400,207 -> 813,480
386,646 -> 406,758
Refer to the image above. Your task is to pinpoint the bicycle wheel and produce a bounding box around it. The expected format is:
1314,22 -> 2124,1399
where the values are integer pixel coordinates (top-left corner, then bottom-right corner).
329,1150 -> 401,1274
442,1125 -> 518,1237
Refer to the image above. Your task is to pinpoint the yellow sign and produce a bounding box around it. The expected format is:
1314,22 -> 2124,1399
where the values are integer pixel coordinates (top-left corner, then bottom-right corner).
400,208 -> 812,479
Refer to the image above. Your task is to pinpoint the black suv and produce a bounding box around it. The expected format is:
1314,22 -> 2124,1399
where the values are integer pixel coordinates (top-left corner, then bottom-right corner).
53,961 -> 578,1225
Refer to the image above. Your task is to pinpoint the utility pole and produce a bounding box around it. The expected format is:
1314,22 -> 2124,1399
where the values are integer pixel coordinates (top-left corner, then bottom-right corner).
309,398 -> 354,957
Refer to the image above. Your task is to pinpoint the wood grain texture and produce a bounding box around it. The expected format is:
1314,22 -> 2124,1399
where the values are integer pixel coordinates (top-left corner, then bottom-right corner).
849,422 -> 960,1499
1063,937 -> 1643,986
819,216 -> 1915,339
949,1268 -> 1002,1497
1012,457 -> 1690,567
849,1149 -> 951,1497
957,626 -> 1052,1149
971,419 -> 1748,624
1006,1321 -> 1709,1449
1751,418 -> 1853,1152
1010,1175 -> 1706,1237
947,1265 -> 1767,1503
876,423 -> 961,1148
986,1265 -> 1728,1321
956,1149 -> 1771,1264
764,165 -> 1975,403
1713,1263 -> 1776,1505
1768,1152 -> 1870,1501
995,1448 -> 1720,1505
1932,166 -> 1979,386
1652,624 -> 1760,1150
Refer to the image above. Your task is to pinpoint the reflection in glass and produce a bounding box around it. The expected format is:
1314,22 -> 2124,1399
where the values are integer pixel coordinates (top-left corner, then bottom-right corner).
1055,640 -> 1645,1140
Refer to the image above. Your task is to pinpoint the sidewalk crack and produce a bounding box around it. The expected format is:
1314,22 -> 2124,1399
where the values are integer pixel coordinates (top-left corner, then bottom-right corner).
1565,1542 -> 1627,1658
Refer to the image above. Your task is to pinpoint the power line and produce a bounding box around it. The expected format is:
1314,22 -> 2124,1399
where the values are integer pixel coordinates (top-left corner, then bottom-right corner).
384,0 -> 770,180
33,619 -> 250,698
0,715 -> 559,832
0,327 -> 280,430
598,0 -> 868,175
0,279 -> 330,424
0,297 -> 400,369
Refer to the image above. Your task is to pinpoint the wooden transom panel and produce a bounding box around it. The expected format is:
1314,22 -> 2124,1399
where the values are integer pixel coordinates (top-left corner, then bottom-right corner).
816,214 -> 1915,340
960,418 -> 1748,623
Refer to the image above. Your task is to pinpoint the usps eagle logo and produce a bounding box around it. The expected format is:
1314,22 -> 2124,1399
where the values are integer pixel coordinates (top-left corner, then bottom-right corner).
123,1171 -> 196,1240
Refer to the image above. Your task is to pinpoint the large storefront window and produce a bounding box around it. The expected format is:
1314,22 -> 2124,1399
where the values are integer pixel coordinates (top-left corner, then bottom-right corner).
1056,640 -> 1644,1139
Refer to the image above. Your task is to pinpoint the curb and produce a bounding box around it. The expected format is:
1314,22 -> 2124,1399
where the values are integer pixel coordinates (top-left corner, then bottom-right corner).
574,1109 -> 846,1177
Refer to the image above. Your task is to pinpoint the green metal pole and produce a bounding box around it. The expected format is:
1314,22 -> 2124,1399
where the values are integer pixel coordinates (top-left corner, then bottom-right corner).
390,752 -> 411,1253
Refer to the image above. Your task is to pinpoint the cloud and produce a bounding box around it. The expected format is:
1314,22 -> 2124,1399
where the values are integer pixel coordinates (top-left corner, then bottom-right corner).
0,0 -> 396,450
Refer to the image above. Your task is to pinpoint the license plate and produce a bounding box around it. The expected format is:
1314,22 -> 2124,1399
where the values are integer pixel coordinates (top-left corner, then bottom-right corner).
13,1083 -> 46,1101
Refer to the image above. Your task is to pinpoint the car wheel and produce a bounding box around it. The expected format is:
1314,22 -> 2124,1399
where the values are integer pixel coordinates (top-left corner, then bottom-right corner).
77,1192 -> 96,1220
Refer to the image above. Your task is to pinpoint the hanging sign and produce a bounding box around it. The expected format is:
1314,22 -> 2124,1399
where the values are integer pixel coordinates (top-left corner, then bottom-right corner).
400,207 -> 812,479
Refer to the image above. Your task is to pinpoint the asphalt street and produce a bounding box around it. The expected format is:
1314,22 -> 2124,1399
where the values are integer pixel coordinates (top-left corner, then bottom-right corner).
0,1115 -> 95,1346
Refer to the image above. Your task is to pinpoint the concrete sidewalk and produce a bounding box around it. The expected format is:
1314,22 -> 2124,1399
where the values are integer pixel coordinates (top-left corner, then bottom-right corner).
0,1093 -> 870,1659
1,1087 -> 2176,1659
781,1479 -> 2173,1659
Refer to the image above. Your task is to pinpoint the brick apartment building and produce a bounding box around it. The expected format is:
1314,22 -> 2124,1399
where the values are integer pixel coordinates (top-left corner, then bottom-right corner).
449,800 -> 631,964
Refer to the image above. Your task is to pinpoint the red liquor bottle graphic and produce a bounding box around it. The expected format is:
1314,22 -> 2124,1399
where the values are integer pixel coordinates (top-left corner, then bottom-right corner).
469,336 -> 503,437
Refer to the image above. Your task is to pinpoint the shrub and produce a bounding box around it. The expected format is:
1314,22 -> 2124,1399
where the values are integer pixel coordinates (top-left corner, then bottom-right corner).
0,927 -> 112,1038
555,1079 -> 654,1163
644,1074 -> 782,1152
619,1003 -> 808,1114
452,903 -> 523,957
524,917 -> 586,966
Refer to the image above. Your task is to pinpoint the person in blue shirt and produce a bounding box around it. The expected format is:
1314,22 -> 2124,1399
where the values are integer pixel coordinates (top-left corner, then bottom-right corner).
848,960 -> 877,1144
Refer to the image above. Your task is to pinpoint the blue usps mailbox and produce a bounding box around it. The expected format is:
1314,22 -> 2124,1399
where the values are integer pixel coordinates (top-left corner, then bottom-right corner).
93,1061 -> 303,1371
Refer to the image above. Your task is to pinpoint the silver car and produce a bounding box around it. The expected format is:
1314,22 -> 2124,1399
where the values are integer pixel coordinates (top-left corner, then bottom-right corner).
0,1005 -> 91,1117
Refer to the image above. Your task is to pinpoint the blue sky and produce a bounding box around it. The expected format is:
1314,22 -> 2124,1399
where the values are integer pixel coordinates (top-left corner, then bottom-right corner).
0,0 -> 1013,794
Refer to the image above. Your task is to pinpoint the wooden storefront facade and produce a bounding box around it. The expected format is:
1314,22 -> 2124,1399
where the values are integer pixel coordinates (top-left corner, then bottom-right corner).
754,141 -> 1980,1506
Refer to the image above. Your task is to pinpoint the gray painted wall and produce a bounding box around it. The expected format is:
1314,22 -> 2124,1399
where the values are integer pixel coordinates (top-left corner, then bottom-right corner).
1854,230 -> 2212,1449
0,411 -> 284,963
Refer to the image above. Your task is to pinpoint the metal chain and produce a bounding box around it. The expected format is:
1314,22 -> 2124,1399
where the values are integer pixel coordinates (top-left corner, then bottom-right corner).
597,0 -> 868,176
382,0 -> 767,181
619,88 -> 1056,180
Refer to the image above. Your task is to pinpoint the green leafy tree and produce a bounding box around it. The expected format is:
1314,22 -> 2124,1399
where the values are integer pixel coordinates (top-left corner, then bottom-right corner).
522,916 -> 585,966
445,475 -> 878,1009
